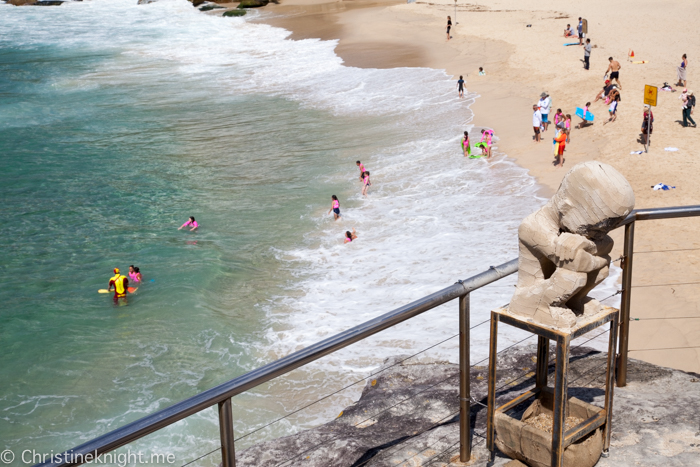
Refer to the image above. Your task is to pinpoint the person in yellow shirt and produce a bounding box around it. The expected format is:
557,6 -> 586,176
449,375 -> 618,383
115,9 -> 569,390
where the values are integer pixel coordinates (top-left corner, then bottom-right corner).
108,268 -> 129,305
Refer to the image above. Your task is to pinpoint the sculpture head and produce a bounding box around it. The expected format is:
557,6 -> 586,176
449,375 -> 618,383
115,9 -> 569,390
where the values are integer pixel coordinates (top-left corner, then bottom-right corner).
551,162 -> 635,240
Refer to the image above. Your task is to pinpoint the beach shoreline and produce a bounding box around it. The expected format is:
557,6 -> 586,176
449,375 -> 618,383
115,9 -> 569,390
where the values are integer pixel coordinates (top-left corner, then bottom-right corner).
258,0 -> 700,373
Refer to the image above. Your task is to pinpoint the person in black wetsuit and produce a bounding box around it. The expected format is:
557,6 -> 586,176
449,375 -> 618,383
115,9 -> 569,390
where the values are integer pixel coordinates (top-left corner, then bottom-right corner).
446,16 -> 452,41
457,75 -> 464,98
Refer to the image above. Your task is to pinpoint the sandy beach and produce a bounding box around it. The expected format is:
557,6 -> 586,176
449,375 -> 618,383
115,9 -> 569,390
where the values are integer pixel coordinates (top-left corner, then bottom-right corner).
259,0 -> 700,373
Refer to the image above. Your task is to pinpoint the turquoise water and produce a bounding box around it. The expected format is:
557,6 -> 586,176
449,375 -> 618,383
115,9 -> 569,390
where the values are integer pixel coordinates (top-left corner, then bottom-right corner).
0,1 -> 553,465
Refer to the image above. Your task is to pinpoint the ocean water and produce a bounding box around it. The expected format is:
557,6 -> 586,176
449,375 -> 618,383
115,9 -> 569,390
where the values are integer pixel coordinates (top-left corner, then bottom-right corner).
0,1 -> 621,465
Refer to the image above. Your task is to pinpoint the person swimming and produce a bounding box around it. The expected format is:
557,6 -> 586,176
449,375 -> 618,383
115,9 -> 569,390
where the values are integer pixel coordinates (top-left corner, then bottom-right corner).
179,216 -> 198,231
344,228 -> 358,243
362,171 -> 371,196
128,265 -> 142,283
328,195 -> 341,220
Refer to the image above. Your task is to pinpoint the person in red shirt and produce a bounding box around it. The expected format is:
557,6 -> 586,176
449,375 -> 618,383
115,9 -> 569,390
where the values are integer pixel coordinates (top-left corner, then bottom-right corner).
108,268 -> 129,305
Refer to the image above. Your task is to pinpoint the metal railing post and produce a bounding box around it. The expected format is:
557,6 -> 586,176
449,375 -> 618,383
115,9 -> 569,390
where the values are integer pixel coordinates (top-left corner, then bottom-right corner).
218,398 -> 236,467
458,293 -> 470,462
616,221 -> 635,387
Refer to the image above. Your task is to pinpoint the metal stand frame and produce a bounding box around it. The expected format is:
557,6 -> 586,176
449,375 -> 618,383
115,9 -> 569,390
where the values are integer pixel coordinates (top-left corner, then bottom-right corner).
486,307 -> 619,467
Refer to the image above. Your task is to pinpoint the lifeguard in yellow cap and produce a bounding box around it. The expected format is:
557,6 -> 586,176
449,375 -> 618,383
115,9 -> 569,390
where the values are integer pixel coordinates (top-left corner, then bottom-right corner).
108,268 -> 129,305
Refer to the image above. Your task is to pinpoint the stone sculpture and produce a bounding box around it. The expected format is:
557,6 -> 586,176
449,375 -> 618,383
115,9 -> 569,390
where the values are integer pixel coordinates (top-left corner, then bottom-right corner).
509,161 -> 635,329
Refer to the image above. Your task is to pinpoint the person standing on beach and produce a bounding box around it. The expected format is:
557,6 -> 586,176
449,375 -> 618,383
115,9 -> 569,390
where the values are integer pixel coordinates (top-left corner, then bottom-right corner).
607,88 -> 620,123
605,57 -> 622,88
677,54 -> 688,88
583,39 -> 592,70
538,93 -> 551,131
461,131 -> 471,157
446,16 -> 452,41
682,90 -> 696,127
457,75 -> 465,98
328,195 -> 341,220
356,160 -> 365,182
577,17 -> 584,45
641,105 -> 653,145
532,104 -> 542,142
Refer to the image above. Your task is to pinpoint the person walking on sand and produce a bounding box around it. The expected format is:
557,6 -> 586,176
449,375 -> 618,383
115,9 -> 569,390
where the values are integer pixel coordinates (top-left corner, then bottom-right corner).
538,93 -> 551,131
532,104 -> 542,142
344,228 -> 358,244
457,75 -> 465,98
362,171 -> 371,196
605,57 -> 622,88
446,16 -> 452,41
682,90 -> 696,127
356,160 -> 365,181
583,38 -> 592,70
677,54 -> 688,88
641,105 -> 654,145
328,195 -> 341,220
607,88 -> 620,123
576,102 -> 592,128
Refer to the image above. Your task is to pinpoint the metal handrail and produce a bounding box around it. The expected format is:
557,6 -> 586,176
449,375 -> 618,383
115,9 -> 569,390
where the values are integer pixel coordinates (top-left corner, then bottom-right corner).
36,260 -> 518,467
32,204 -> 700,467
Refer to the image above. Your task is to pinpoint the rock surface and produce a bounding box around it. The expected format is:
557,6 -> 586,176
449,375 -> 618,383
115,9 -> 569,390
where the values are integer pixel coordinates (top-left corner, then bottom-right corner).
237,345 -> 700,466
237,0 -> 269,9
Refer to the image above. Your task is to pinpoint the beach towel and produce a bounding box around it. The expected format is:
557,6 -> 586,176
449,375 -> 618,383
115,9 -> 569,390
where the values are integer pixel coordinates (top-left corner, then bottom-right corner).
630,150 -> 643,154
678,65 -> 687,82
664,147 -> 679,152
652,183 -> 675,191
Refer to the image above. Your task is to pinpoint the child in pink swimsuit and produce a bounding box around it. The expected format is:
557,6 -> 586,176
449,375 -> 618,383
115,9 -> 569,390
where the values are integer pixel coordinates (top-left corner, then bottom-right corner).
356,161 -> 365,182
344,228 -> 357,243
328,195 -> 341,220
179,216 -> 198,231
362,171 -> 371,196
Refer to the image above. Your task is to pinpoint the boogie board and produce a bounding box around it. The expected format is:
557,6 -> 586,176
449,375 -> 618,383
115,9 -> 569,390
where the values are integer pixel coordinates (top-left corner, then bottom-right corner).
631,60 -> 648,64
563,42 -> 579,46
98,287 -> 137,294
575,107 -> 594,122
468,154 -> 486,159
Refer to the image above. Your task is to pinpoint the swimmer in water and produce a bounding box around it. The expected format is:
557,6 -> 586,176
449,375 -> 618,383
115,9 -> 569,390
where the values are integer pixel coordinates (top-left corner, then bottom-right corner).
356,160 -> 365,182
108,268 -> 129,305
344,228 -> 358,243
179,216 -> 198,231
128,265 -> 143,284
328,195 -> 341,220
362,171 -> 371,196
